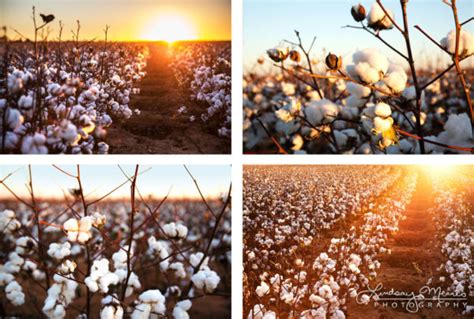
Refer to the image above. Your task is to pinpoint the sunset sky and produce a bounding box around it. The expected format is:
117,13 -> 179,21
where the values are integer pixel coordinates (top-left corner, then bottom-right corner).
244,0 -> 474,71
1,0 -> 231,41
0,165 -> 231,200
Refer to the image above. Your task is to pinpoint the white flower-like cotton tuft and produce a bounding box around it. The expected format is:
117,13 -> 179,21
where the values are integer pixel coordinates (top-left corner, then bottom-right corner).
440,30 -> 474,57
63,217 -> 93,243
48,242 -> 72,260
191,269 -> 221,293
163,222 -> 188,239
131,289 -> 166,319
84,258 -> 119,293
5,281 -> 25,306
173,299 -> 192,319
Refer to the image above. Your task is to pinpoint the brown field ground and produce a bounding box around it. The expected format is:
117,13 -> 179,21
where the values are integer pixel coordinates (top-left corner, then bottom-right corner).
108,42 -> 230,154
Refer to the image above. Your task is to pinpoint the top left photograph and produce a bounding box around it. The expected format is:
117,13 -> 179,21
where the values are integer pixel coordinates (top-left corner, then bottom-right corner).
0,0 -> 231,154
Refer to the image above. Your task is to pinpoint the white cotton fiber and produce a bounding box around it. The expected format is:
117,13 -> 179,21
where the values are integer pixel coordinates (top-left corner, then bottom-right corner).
440,30 -> 474,57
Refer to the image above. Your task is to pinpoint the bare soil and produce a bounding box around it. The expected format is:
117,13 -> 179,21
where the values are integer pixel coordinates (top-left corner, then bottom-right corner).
346,173 -> 466,318
107,43 -> 230,154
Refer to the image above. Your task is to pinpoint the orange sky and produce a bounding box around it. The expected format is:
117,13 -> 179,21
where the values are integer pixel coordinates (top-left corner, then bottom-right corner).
1,0 -> 231,41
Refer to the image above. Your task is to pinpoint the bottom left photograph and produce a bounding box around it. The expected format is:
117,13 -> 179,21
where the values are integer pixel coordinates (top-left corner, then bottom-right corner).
0,165 -> 231,318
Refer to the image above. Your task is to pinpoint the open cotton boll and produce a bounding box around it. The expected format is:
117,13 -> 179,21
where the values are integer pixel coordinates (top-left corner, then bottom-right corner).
440,30 -> 474,57
173,300 -> 192,319
58,260 -> 77,275
100,295 -> 123,319
305,99 -> 339,126
347,62 -> 380,84
163,222 -> 188,239
436,113 -> 473,151
191,269 -> 221,293
131,289 -> 166,319
255,281 -> 270,297
373,116 -> 394,133
346,82 -> 371,98
5,281 -> 25,306
63,217 -> 92,243
84,258 -> 119,293
21,133 -> 48,154
352,48 -> 389,75
383,69 -> 407,93
5,252 -> 24,273
367,2 -> 394,30
48,242 -> 72,260
0,210 -> 21,235
18,95 -> 34,110
3,108 -> 24,130
170,262 -> 187,279
91,212 -> 106,227
190,252 -> 209,269
374,103 -> 392,117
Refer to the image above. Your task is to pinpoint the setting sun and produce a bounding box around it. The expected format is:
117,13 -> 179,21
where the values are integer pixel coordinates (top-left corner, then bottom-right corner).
141,13 -> 198,43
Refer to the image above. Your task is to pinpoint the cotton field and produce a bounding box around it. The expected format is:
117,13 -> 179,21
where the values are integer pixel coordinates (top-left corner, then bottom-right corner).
243,165 -> 473,318
0,165 -> 231,318
1,11 -> 148,154
1,6 -> 232,154
243,0 -> 473,154
170,42 -> 231,138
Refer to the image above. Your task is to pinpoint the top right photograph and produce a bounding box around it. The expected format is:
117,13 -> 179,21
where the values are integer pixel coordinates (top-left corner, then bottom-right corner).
243,0 -> 473,154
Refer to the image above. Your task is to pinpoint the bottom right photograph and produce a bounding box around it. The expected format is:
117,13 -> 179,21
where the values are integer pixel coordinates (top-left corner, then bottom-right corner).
243,165 -> 473,318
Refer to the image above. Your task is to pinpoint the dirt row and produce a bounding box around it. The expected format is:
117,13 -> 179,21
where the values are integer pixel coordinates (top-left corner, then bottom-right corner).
347,172 -> 464,318
107,42 -> 230,154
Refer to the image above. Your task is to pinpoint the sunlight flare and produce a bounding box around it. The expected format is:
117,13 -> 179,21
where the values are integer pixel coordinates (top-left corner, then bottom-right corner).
141,13 -> 198,43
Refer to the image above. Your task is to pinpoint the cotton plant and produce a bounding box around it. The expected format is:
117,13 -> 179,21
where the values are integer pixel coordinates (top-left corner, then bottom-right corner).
169,42 -> 231,138
244,1 -> 473,154
2,17 -> 148,154
0,166 -> 231,317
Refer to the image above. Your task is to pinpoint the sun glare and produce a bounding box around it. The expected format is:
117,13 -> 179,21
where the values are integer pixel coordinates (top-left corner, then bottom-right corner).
141,13 -> 198,43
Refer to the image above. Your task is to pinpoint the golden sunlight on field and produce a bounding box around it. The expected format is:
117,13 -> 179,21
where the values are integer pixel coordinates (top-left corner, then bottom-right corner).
140,13 -> 198,43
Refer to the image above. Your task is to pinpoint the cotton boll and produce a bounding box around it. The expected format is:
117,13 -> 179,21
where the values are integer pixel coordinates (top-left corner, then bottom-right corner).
191,269 -> 221,293
132,289 -> 166,318
352,48 -> 389,75
190,252 -> 208,269
47,242 -> 72,260
18,95 -> 34,110
100,295 -> 123,319
373,116 -> 394,133
346,82 -> 371,98
3,108 -> 24,130
85,258 -> 119,293
5,281 -> 25,306
402,86 -> 416,100
63,217 -> 92,243
374,103 -> 392,117
291,134 -> 304,151
255,281 -> 270,297
170,262 -> 187,279
163,222 -> 188,239
367,2 -> 394,31
21,133 -> 48,154
351,62 -> 381,84
436,113 -> 473,151
305,99 -> 339,125
383,70 -> 407,93
440,30 -> 474,57
173,300 -> 192,319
